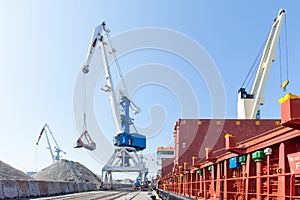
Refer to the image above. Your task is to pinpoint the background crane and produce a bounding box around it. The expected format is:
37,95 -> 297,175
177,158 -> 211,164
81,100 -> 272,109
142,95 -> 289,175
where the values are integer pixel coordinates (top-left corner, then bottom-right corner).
36,123 -> 66,163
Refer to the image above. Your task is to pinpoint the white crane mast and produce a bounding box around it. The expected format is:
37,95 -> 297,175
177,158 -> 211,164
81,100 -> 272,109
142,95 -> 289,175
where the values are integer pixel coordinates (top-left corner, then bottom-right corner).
237,9 -> 286,119
82,22 -> 140,133
104,35 -> 141,115
99,40 -> 123,133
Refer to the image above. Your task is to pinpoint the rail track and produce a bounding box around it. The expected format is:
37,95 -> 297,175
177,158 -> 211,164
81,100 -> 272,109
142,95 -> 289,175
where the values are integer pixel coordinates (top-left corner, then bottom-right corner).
30,188 -> 154,200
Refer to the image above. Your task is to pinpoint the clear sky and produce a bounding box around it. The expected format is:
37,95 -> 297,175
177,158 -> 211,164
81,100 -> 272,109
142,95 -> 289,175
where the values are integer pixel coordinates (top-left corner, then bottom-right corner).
1,1 -> 300,179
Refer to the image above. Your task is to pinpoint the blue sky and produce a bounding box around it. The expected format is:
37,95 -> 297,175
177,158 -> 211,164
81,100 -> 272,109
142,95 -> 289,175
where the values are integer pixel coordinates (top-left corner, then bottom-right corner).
1,1 -> 300,178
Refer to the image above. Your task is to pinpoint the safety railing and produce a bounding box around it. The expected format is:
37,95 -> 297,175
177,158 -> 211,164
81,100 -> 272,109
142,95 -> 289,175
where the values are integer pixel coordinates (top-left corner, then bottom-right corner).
159,172 -> 300,199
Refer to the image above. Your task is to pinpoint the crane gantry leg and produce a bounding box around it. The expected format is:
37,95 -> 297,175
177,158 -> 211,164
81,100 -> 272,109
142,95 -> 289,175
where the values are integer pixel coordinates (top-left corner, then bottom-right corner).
101,147 -> 146,189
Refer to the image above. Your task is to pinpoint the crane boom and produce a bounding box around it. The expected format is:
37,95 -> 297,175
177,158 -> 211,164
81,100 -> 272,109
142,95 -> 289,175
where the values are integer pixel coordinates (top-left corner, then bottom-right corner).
237,9 -> 286,119
104,37 -> 141,115
82,22 -> 123,133
100,41 -> 123,133
82,22 -> 105,74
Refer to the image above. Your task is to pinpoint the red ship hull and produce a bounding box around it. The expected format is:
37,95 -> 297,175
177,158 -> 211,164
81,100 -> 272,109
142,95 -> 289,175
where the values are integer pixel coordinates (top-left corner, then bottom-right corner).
158,96 -> 300,199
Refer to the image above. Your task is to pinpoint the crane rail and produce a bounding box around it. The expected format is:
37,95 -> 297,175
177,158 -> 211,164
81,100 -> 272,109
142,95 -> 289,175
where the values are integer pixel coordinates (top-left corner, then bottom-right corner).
30,188 -> 151,200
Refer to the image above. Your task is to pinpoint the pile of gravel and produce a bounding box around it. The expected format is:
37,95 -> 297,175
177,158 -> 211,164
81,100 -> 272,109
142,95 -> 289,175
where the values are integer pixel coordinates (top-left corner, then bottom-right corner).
0,160 -> 34,180
120,178 -> 134,184
33,159 -> 101,187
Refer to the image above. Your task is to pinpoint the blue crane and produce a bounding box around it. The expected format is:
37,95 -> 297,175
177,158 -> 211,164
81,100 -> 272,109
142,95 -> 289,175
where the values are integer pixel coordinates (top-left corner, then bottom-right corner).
82,22 -> 146,152
81,22 -> 147,188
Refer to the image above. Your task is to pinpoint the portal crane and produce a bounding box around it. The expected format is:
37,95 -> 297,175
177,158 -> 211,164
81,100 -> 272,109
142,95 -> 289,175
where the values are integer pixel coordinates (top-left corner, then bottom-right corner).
82,22 -> 146,150
81,22 -> 146,189
238,9 -> 287,119
36,124 -> 66,163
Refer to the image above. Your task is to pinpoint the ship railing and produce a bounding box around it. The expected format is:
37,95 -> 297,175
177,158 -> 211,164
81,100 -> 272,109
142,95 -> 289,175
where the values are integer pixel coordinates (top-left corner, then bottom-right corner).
159,172 -> 300,199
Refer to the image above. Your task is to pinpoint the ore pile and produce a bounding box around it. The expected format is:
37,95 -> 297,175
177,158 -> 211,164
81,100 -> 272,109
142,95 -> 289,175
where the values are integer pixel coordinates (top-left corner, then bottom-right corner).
33,159 -> 101,187
0,160 -> 34,180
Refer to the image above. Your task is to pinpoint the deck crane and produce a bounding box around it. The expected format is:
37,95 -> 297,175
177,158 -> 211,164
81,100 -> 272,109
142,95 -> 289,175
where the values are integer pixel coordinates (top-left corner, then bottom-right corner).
81,22 -> 146,189
36,123 -> 66,163
237,9 -> 287,119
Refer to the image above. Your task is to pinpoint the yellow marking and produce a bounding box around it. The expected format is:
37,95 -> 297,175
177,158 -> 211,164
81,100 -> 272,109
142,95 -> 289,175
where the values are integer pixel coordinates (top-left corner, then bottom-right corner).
279,93 -> 300,104
198,120 -> 202,125
224,133 -> 234,138
255,121 -> 260,126
151,188 -> 162,200
236,121 -> 241,125
275,121 -> 281,126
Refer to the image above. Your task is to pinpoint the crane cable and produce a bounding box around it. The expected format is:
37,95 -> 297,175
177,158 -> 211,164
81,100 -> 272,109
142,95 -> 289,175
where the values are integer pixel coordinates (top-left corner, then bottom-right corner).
35,145 -> 38,173
285,14 -> 289,80
241,35 -> 268,90
83,113 -> 87,132
82,69 -> 88,131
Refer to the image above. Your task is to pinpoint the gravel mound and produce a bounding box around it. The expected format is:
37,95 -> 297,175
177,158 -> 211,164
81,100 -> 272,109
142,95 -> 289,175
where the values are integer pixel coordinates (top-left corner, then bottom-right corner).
0,160 -> 34,180
33,159 -> 101,187
120,178 -> 134,184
